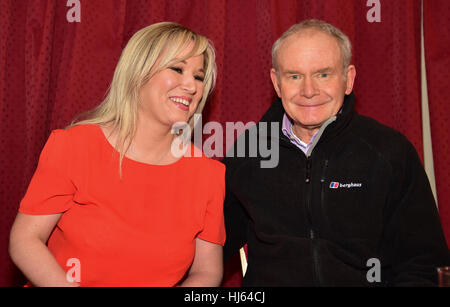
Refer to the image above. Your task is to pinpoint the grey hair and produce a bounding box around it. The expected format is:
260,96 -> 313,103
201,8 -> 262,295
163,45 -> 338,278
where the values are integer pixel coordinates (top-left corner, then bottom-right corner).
272,19 -> 352,73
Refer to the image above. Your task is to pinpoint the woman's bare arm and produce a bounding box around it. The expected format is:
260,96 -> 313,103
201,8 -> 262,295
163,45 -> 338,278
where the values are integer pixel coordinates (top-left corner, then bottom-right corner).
9,212 -> 79,287
179,238 -> 223,287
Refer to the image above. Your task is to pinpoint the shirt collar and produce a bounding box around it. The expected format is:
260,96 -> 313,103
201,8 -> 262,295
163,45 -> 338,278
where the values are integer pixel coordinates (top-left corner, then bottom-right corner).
281,113 -> 319,153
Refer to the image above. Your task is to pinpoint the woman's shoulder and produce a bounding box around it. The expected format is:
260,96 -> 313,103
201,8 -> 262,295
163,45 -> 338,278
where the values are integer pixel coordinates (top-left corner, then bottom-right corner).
53,124 -> 100,142
45,124 -> 102,152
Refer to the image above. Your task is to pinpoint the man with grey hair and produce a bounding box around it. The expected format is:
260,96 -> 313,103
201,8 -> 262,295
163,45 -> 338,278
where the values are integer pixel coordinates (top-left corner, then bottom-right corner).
223,19 -> 449,286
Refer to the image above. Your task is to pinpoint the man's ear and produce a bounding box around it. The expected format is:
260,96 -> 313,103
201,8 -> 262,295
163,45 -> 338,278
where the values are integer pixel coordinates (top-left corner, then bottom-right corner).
270,68 -> 282,98
345,65 -> 356,95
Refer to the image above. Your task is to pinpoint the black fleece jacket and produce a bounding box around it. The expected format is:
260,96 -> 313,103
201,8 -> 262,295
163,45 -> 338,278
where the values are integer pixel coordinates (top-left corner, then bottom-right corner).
223,93 -> 449,286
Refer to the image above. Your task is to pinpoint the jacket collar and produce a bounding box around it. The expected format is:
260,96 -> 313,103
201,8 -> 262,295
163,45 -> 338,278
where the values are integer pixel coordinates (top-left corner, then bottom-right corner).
259,92 -> 356,145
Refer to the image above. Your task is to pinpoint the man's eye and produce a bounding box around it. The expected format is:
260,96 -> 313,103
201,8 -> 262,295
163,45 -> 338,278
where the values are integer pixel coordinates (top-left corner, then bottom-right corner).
169,67 -> 183,74
291,75 -> 299,80
319,73 -> 329,78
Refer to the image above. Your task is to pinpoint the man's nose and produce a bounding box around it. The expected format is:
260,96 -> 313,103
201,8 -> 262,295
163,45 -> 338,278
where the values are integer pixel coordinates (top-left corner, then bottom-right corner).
301,77 -> 319,98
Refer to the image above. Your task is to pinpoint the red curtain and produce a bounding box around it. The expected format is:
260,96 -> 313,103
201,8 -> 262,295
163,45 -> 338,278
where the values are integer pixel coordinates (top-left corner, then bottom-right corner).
0,0 -> 447,286
424,0 -> 450,248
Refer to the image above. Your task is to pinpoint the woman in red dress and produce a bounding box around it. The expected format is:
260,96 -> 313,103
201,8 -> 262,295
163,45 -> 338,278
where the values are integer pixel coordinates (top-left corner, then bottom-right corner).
9,22 -> 225,287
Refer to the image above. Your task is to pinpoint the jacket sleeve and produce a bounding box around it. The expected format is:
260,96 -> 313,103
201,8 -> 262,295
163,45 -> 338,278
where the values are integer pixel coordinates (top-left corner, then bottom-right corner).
222,157 -> 250,262
383,142 -> 450,286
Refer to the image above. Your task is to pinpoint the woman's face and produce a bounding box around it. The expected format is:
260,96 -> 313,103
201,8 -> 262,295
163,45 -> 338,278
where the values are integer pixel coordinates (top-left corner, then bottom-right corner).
138,43 -> 205,128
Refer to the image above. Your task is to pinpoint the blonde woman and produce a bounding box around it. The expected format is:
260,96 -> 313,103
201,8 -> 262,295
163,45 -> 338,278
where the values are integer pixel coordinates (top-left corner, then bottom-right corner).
9,22 -> 225,287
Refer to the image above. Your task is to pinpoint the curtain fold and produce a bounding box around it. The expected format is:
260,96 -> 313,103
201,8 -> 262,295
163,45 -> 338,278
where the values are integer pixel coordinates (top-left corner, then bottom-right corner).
0,0 -> 446,286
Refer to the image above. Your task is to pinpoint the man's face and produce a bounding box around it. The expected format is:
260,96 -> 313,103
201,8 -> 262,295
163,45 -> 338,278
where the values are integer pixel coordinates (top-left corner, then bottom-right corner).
270,30 -> 356,141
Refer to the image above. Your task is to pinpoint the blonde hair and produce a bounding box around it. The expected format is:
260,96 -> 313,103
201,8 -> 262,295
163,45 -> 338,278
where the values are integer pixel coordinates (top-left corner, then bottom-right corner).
68,22 -> 217,175
272,19 -> 352,73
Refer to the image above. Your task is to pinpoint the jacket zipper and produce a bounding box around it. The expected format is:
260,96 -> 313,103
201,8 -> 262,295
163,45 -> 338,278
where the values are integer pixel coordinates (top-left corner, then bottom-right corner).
305,156 -> 320,286
317,159 -> 329,285
305,157 -> 313,225
320,160 -> 329,202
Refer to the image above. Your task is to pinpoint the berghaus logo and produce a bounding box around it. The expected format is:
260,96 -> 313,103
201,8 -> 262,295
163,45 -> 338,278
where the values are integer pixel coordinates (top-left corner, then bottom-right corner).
330,182 -> 339,189
330,181 -> 362,189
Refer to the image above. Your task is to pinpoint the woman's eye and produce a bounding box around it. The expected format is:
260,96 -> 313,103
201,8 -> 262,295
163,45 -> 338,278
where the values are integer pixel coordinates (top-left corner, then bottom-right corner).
194,75 -> 204,82
169,67 -> 183,74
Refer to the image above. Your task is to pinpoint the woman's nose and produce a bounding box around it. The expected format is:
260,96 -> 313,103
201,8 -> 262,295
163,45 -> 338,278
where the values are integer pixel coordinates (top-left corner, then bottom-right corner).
181,75 -> 196,94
